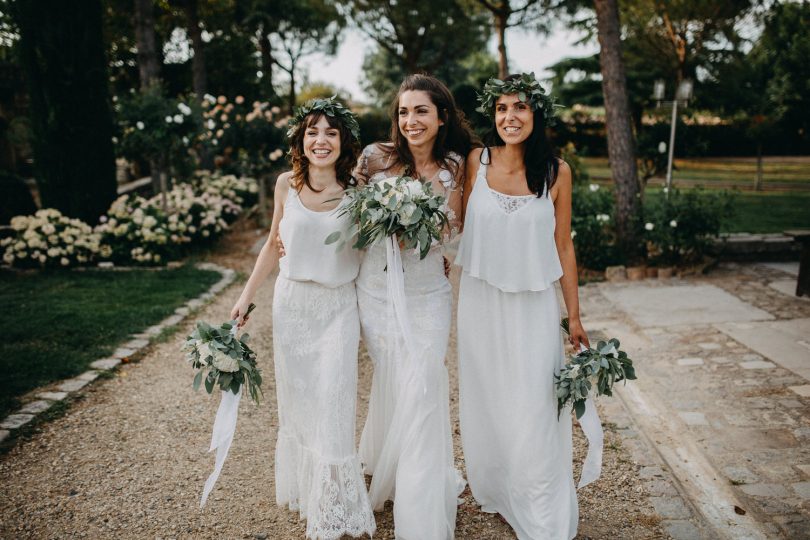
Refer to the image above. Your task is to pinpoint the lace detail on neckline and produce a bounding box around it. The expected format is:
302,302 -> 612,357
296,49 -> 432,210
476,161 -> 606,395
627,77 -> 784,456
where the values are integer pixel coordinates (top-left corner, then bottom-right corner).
489,188 -> 535,214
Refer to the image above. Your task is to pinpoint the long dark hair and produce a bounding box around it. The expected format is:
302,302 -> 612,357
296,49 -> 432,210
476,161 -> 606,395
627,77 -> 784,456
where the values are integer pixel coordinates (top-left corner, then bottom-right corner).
482,74 -> 559,197
288,112 -> 359,192
380,74 -> 478,182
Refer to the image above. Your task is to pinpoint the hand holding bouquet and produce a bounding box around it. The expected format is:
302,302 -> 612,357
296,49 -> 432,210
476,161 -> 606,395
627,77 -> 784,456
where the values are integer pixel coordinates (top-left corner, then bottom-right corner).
555,317 -> 636,419
183,303 -> 262,405
325,175 -> 450,259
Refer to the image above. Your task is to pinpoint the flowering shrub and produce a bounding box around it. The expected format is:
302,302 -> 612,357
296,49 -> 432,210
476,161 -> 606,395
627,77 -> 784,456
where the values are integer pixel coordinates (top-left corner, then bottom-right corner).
3,173 -> 260,269
1,209 -> 101,268
199,94 -> 288,177
96,173 -> 259,265
571,183 -> 623,270
116,88 -> 203,180
644,188 -> 736,266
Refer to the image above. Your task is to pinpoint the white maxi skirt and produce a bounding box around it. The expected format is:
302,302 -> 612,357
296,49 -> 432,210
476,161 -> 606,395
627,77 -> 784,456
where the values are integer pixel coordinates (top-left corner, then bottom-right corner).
457,271 -> 578,540
273,276 -> 376,540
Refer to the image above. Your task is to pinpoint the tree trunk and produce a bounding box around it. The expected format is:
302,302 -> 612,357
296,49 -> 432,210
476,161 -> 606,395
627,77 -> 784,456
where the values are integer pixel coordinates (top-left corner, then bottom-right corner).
12,0 -> 117,224
133,0 -> 160,90
258,30 -> 276,98
496,12 -> 509,79
185,0 -> 206,99
288,68 -> 296,113
594,0 -> 642,262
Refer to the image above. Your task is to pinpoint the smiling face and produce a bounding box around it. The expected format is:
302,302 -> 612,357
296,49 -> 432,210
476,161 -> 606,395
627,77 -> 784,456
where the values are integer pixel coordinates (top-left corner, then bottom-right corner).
302,114 -> 341,168
495,94 -> 534,145
397,90 -> 444,149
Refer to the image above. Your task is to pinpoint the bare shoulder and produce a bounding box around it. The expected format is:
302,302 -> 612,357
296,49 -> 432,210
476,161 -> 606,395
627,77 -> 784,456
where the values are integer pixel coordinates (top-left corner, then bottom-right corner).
467,147 -> 484,163
275,171 -> 293,195
555,158 -> 573,186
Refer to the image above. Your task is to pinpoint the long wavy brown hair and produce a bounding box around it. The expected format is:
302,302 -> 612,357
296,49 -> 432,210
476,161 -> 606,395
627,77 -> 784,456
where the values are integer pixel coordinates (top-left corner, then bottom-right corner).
378,74 -> 479,183
288,112 -> 360,192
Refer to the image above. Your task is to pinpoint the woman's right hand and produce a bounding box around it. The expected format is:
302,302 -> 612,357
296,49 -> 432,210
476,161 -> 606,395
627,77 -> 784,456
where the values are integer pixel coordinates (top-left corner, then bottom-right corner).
230,297 -> 253,328
276,233 -> 286,257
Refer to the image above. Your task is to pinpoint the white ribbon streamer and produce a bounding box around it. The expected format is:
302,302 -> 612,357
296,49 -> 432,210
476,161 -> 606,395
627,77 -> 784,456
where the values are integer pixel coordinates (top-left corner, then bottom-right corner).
384,237 -> 427,394
200,325 -> 244,508
200,387 -> 242,507
574,344 -> 603,489
577,396 -> 603,488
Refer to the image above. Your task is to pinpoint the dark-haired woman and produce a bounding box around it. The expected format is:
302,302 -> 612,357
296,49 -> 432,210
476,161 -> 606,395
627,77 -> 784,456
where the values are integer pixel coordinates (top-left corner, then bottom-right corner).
354,74 -> 476,539
231,99 -> 375,540
455,74 -> 590,539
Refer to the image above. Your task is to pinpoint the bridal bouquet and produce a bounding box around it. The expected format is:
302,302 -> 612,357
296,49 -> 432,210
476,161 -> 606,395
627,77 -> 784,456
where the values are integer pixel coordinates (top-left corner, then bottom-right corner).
555,318 -> 636,419
325,175 -> 449,259
182,303 -> 262,405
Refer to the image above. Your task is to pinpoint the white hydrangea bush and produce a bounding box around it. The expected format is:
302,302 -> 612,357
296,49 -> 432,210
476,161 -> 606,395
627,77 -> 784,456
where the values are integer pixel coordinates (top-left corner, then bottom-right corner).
1,209 -> 101,268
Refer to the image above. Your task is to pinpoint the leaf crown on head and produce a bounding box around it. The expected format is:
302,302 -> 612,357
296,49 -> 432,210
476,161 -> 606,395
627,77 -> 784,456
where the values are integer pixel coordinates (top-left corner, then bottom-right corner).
476,72 -> 561,127
287,96 -> 361,142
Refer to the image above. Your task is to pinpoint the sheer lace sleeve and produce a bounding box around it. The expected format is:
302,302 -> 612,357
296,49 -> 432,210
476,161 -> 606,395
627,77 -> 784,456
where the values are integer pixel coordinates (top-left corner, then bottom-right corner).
354,144 -> 374,185
442,153 -> 464,242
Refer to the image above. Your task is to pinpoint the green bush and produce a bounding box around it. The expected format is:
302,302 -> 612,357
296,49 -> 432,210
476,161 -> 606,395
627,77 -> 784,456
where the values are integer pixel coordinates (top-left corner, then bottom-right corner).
643,188 -> 736,266
571,183 -> 623,270
0,172 -> 37,225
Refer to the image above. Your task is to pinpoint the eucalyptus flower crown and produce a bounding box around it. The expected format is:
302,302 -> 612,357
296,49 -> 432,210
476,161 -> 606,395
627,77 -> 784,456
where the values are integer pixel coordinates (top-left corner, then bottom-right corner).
287,96 -> 361,141
476,72 -> 561,127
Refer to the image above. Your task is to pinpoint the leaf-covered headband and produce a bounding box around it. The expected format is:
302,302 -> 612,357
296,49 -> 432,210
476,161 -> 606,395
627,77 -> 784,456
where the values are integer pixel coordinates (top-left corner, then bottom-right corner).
476,72 -> 561,127
287,96 -> 361,142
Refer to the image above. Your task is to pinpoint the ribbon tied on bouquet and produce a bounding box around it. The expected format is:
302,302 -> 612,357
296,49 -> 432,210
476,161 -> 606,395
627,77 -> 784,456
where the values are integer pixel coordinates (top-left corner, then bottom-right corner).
573,343 -> 603,489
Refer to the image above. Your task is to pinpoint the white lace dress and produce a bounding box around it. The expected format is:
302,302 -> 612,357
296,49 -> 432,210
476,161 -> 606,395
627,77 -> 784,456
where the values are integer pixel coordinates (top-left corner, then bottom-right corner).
273,188 -> 376,540
355,144 -> 463,540
455,149 -> 578,540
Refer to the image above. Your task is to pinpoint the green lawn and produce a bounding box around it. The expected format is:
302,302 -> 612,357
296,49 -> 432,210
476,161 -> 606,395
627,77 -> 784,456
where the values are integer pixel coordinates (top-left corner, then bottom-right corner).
1,265 -> 222,418
582,156 -> 810,189
643,188 -> 810,234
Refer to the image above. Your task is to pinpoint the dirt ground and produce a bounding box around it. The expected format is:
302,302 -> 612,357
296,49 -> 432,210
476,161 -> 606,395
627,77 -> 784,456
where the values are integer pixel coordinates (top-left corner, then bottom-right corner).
0,222 -> 666,539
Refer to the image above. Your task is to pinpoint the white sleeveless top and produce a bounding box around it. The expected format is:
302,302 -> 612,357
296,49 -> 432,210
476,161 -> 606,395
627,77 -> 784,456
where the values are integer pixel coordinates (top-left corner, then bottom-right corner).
278,188 -> 361,288
455,148 -> 563,293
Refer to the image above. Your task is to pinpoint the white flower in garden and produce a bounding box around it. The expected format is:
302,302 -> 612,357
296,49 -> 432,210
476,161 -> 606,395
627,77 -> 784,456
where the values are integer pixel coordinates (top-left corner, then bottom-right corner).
165,115 -> 173,124
38,254 -> 46,263
645,222 -> 654,231
235,95 -> 244,104
182,136 -> 189,145
589,184 -> 599,192
571,230 -> 577,239
111,136 -> 118,144
60,257 -> 69,266
47,247 -> 59,257
41,223 -> 55,235
173,114 -> 184,124
217,95 -> 227,105
216,129 -> 224,138
220,114 -> 228,122
596,213 -> 610,222
3,252 -> 13,264
206,119 -> 216,130
670,220 -> 678,228
178,103 -> 192,115
211,139 -> 218,146
204,94 -> 216,104
136,121 -> 145,130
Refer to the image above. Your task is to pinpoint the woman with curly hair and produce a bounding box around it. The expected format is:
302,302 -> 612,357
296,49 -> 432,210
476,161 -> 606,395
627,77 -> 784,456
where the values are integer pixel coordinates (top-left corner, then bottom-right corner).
230,98 -> 375,540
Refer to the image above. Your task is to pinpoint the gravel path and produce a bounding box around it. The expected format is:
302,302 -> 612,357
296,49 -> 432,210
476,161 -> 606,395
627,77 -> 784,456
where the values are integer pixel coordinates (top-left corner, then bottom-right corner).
0,226 -> 666,539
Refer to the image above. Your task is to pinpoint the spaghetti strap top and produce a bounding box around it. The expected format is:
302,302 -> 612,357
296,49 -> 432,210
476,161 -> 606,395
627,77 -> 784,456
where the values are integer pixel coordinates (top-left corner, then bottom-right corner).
455,148 -> 563,292
278,189 -> 361,288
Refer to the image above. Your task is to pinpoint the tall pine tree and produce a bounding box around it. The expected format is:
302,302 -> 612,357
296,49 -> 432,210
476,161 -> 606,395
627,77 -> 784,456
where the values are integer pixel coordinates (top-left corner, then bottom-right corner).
13,0 -> 117,223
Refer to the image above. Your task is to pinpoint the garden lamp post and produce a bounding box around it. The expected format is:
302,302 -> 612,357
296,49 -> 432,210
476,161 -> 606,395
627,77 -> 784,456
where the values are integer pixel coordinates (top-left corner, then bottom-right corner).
654,79 -> 693,196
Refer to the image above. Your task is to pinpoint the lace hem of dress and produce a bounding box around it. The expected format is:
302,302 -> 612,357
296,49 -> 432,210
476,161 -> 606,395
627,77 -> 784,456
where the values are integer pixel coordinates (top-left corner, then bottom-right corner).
275,430 -> 376,540
489,189 -> 535,214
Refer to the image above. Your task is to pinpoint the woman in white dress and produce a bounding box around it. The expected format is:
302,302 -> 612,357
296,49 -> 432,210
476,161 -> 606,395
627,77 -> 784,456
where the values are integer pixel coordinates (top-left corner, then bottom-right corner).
455,73 -> 590,540
354,74 -> 477,540
230,98 -> 375,540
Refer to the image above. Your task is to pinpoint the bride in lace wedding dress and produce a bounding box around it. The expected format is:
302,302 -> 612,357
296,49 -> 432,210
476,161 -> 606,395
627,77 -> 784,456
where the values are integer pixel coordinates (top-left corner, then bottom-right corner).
354,75 -> 477,540
231,100 -> 374,540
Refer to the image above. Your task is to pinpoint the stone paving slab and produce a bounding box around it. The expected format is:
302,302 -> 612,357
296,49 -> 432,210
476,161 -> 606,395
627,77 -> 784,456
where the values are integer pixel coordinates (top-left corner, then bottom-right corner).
582,263 -> 810,539
600,283 -> 775,327
18,401 -> 51,415
716,318 -> 810,382
57,378 -> 91,393
90,358 -> 122,371
0,430 -> 8,443
36,392 -> 68,402
0,414 -> 35,430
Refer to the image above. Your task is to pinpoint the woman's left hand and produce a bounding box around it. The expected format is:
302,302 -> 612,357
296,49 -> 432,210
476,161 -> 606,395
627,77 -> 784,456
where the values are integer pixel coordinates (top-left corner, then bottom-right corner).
567,317 -> 590,351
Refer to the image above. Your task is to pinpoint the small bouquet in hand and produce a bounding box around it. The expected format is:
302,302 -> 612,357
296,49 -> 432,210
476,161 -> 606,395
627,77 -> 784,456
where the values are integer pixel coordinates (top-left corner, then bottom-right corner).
183,303 -> 262,405
555,317 -> 636,419
325,176 -> 449,259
